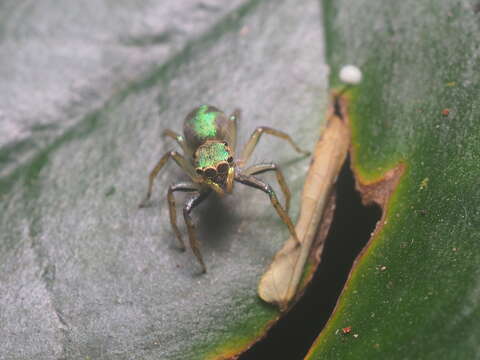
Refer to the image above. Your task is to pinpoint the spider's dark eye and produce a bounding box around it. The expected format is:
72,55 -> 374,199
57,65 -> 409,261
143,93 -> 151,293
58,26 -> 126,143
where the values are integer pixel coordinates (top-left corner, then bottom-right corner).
227,156 -> 234,163
196,168 -> 203,175
222,141 -> 228,146
204,167 -> 217,178
217,161 -> 229,174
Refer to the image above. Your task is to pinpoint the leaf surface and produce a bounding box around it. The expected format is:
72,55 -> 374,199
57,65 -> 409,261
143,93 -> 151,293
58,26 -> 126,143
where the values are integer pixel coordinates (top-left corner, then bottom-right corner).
307,1 -> 480,358
0,1 -> 327,359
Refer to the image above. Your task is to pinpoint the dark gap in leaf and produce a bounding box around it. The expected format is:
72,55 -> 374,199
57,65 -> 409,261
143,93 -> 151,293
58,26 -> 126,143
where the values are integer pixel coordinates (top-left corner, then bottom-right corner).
474,2 -> 480,13
240,156 -> 381,360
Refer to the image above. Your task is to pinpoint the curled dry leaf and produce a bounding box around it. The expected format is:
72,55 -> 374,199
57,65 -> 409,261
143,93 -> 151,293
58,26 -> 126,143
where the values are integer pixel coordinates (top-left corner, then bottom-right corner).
258,97 -> 350,310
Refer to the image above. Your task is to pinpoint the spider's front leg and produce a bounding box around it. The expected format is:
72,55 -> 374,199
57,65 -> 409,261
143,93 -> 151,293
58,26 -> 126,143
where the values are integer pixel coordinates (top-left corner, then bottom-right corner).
235,173 -> 300,245
242,162 -> 291,212
183,189 -> 211,273
167,182 -> 200,251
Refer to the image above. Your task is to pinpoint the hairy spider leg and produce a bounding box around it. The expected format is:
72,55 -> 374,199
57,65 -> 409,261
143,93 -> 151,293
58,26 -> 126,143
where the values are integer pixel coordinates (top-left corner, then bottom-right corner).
163,129 -> 191,157
239,126 -> 310,167
183,189 -> 212,273
234,173 -> 300,245
242,163 -> 291,213
139,151 -> 196,208
167,182 -> 200,251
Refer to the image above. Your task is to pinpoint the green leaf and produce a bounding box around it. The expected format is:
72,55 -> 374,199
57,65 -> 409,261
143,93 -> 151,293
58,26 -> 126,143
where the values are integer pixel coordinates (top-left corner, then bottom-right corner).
0,1 -> 327,359
308,0 -> 480,359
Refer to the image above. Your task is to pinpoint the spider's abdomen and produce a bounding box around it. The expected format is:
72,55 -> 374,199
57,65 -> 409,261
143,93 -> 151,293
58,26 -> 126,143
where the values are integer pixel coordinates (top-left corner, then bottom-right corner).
183,105 -> 230,149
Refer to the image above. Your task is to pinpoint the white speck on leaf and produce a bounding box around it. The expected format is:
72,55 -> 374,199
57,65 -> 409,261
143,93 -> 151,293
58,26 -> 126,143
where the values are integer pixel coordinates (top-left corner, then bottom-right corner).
339,65 -> 362,84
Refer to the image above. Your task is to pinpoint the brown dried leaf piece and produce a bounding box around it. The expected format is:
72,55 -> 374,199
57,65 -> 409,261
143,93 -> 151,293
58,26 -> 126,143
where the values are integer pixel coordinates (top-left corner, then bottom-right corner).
258,99 -> 350,310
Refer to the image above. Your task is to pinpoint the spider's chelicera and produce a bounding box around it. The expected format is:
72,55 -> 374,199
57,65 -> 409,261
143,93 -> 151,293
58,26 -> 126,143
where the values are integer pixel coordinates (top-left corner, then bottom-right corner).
139,105 -> 309,273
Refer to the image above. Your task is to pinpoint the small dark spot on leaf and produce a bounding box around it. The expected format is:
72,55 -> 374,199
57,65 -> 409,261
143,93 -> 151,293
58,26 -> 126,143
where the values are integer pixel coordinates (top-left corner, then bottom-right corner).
105,186 -> 116,197
121,31 -> 173,47
42,264 -> 56,290
474,2 -> 480,13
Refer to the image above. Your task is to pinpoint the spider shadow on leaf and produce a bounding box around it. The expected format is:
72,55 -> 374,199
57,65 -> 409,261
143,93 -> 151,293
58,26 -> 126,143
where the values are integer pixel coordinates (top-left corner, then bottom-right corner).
196,194 -> 237,254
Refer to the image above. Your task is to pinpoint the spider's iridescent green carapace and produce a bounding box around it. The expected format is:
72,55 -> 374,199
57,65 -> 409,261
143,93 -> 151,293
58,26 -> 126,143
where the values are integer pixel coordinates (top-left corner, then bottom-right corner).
139,105 -> 309,273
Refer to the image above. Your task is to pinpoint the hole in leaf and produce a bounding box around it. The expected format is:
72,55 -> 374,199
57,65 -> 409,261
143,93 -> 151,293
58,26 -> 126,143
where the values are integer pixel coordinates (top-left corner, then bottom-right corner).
240,156 -> 382,360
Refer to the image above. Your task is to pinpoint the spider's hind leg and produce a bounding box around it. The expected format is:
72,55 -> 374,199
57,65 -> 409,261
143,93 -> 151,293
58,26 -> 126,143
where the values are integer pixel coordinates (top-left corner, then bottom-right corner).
227,109 -> 240,153
163,129 -> 191,156
239,126 -> 309,166
139,151 -> 195,208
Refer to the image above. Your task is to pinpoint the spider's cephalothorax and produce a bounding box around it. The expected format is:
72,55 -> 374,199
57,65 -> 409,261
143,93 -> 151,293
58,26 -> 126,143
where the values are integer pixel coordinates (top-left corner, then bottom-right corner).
194,140 -> 234,185
139,105 -> 309,273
